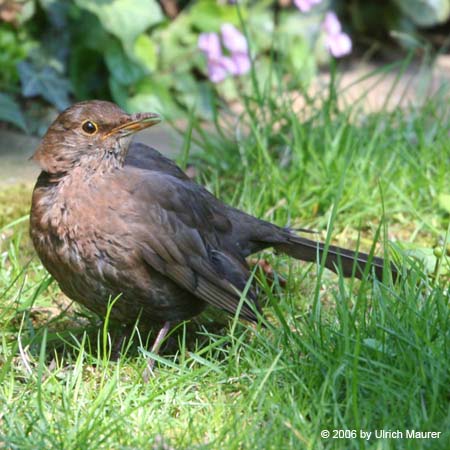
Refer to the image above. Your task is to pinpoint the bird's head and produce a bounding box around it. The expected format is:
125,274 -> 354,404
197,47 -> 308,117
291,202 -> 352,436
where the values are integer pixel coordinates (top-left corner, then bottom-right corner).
32,100 -> 161,174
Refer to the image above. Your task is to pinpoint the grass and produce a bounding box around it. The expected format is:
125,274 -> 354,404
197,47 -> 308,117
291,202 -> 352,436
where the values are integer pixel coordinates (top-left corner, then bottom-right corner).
0,62 -> 449,449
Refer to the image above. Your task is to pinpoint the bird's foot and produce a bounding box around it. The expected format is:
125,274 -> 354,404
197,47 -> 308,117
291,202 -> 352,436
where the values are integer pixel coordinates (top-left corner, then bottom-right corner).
250,258 -> 287,288
142,321 -> 171,382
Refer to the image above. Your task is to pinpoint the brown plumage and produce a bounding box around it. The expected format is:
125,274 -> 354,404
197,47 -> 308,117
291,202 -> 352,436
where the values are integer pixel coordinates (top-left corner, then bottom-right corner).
30,100 -> 395,333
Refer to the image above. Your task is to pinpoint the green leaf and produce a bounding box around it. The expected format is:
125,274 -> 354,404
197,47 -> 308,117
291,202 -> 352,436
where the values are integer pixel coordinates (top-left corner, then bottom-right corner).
70,10 -> 111,51
110,76 -> 180,118
404,247 -> 437,274
39,0 -> 69,28
173,76 -> 213,120
109,78 -> 129,108
288,38 -> 316,84
398,243 -> 450,276
393,0 -> 450,27
18,0 -> 35,23
0,93 -> 27,131
216,77 -> 239,102
154,14 -> 196,69
69,47 -> 109,99
247,10 -> 274,52
188,0 -> 242,31
126,78 -> 171,114
75,0 -> 164,52
133,34 -> 157,73
17,61 -> 71,111
438,193 -> 450,214
105,40 -> 145,85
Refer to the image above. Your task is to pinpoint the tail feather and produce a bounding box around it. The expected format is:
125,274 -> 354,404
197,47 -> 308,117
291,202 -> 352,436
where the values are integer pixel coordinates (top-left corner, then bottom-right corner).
276,235 -> 397,281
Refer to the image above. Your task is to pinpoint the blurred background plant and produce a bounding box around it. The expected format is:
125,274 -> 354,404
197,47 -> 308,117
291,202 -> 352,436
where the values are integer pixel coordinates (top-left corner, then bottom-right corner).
0,0 -> 449,133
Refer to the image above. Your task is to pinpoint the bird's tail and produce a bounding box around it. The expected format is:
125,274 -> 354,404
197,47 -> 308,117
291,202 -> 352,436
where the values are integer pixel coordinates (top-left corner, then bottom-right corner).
275,235 -> 397,281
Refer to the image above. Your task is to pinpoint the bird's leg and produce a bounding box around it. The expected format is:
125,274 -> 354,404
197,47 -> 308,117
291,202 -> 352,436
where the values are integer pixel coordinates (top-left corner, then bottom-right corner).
110,324 -> 134,360
249,257 -> 287,288
142,321 -> 171,382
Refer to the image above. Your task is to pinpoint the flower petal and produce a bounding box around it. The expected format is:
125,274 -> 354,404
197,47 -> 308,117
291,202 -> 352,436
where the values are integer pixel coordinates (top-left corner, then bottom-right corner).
207,56 -> 235,83
326,32 -> 352,58
221,23 -> 248,53
230,52 -> 251,75
198,32 -> 222,58
323,11 -> 342,35
208,61 -> 228,83
294,0 -> 321,13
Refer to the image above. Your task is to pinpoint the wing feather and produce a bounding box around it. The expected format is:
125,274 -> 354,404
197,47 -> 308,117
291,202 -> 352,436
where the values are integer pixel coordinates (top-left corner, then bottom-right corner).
128,168 -> 259,321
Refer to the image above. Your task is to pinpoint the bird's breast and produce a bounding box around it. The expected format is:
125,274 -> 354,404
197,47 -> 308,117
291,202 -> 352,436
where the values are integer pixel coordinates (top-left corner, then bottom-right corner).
30,170 -> 134,277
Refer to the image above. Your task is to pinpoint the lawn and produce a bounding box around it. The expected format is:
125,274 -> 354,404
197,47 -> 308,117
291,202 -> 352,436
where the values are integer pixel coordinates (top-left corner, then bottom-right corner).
0,65 -> 449,450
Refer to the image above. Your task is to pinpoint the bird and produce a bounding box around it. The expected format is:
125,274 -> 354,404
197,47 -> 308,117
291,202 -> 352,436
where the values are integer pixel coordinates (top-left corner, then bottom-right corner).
29,100 -> 396,367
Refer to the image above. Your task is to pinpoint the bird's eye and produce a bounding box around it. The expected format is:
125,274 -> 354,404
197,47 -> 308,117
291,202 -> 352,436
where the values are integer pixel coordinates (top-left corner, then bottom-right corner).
81,120 -> 98,135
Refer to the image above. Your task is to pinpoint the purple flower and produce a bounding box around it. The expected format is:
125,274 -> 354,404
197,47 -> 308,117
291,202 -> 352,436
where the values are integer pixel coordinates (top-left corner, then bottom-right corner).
294,0 -> 321,13
325,32 -> 352,58
198,32 -> 230,82
230,52 -> 251,75
198,24 -> 251,83
220,24 -> 250,75
322,11 -> 352,58
221,24 -> 248,53
198,32 -> 222,59
207,56 -> 235,83
323,11 -> 342,35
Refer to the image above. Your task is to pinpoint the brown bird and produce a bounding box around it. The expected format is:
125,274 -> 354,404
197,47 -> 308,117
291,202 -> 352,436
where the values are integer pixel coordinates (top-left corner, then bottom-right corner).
30,101 -> 395,364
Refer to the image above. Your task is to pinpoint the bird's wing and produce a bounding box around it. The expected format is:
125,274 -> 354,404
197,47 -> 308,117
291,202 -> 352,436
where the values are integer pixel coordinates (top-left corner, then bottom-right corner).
125,142 -> 284,254
125,143 -> 190,180
126,168 -> 260,321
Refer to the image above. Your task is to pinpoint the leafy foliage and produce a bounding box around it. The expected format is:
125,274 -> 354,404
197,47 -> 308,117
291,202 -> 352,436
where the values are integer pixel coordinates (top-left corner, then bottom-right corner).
74,0 -> 164,53
0,23 -> 34,89
394,0 -> 450,27
0,92 -> 27,130
18,60 -> 72,110
0,0 -> 449,131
